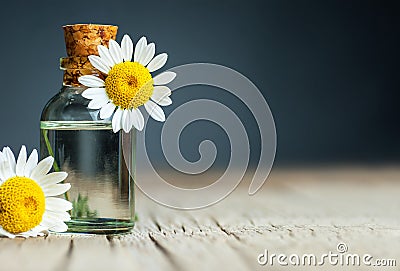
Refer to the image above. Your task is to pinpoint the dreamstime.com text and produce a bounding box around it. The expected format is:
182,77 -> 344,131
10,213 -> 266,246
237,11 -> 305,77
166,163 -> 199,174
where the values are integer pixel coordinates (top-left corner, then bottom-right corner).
257,243 -> 396,267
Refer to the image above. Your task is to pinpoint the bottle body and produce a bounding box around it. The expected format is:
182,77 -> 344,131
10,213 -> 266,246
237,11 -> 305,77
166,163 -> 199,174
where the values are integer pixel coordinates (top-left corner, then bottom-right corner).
40,86 -> 135,234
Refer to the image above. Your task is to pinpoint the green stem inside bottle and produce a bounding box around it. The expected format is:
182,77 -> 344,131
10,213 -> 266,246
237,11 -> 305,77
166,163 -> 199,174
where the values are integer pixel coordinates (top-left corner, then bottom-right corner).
42,129 -> 70,202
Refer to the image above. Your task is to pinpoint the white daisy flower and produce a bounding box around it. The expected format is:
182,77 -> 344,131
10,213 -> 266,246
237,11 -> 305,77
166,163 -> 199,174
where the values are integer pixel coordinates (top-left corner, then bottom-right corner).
0,146 -> 72,238
78,35 -> 176,133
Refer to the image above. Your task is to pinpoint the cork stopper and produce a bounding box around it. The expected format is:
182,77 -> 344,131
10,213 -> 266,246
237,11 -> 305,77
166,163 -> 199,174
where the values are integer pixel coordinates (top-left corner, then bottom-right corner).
61,24 -> 118,86
63,24 -> 118,57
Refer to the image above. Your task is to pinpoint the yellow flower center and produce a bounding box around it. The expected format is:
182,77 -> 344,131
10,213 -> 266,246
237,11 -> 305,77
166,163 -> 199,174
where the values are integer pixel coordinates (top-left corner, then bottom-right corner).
0,177 -> 45,234
105,62 -> 154,109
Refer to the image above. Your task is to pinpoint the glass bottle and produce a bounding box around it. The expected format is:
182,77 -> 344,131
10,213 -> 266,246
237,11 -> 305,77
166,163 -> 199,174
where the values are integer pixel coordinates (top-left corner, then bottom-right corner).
40,24 -> 135,234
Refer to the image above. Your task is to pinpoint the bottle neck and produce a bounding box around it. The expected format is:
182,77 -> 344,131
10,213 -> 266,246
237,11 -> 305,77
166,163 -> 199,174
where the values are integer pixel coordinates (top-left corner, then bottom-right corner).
59,85 -> 86,95
60,56 -> 103,86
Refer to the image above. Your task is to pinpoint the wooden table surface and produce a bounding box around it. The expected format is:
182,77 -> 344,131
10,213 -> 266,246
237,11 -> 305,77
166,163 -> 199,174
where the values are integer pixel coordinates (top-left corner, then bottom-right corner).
0,167 -> 399,271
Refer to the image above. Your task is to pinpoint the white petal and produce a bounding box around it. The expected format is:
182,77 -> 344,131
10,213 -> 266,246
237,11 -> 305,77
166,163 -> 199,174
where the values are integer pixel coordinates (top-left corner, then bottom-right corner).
82,88 -> 108,100
36,172 -> 68,186
78,75 -> 105,88
18,230 -> 41,238
108,39 -> 123,64
141,43 -> 155,66
3,147 -> 16,174
31,225 -> 48,234
46,197 -> 73,212
88,55 -> 110,74
98,45 -> 115,67
45,210 -> 70,222
147,53 -> 168,72
100,103 -> 116,119
40,214 -> 57,228
49,222 -> 68,233
151,86 -> 172,106
153,96 -> 172,106
153,85 -> 171,97
134,36 -> 147,63
42,183 -> 71,197
0,151 -> 13,179
130,108 -> 144,131
144,100 -> 166,122
30,156 -> 54,181
122,110 -> 132,133
0,157 -> 5,181
24,149 -> 38,177
153,71 -> 177,85
16,145 -> 27,176
0,160 -> 15,179
0,152 -> 6,181
0,227 -> 15,238
40,212 -> 65,230
17,224 -> 47,238
88,96 -> 109,110
121,34 -> 133,62
112,109 -> 123,132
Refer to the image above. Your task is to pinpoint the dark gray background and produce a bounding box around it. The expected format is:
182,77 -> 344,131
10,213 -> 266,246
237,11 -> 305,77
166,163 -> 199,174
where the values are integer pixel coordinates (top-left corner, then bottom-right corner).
0,0 -> 398,166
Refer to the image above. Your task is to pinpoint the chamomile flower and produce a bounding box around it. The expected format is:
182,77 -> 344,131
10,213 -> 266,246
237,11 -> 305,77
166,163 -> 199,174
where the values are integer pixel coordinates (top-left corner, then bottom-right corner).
78,35 -> 176,133
0,146 -> 72,238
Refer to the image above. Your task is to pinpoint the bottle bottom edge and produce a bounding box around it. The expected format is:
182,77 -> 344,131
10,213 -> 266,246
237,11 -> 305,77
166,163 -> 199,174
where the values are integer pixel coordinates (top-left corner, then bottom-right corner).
64,218 -> 134,234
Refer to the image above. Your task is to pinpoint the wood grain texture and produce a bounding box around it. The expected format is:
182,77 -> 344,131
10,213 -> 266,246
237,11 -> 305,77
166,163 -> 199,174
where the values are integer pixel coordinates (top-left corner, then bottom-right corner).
0,167 -> 399,271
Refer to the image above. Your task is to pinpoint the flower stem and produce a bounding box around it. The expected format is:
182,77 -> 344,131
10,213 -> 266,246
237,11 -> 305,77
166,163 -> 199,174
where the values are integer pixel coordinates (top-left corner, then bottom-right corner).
42,129 -> 70,202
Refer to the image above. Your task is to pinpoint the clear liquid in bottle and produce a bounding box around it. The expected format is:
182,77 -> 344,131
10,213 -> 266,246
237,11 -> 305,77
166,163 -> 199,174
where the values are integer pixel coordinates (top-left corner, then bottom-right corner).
40,121 -> 135,234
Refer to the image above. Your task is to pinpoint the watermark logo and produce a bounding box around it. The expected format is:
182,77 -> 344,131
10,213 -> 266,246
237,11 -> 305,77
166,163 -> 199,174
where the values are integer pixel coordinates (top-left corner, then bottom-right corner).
257,243 -> 397,267
337,242 -> 348,253
123,63 -> 276,209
